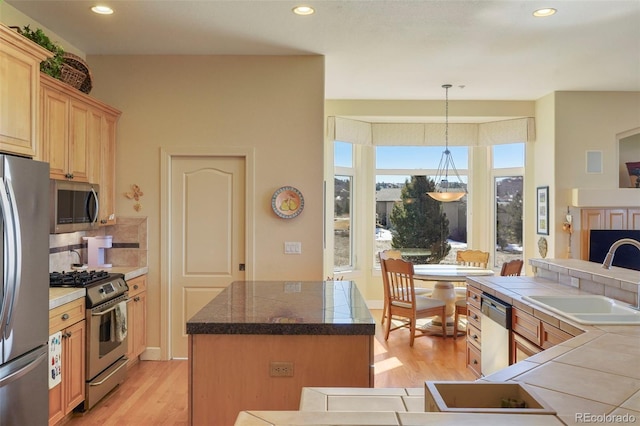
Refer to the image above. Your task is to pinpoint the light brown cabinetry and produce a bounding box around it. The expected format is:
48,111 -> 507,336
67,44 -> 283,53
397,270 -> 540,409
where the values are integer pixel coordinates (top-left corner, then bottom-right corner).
126,275 -> 147,365
40,74 -> 121,224
580,208 -> 640,259
0,24 -> 50,157
465,285 -> 482,377
48,298 -> 86,426
510,306 -> 576,364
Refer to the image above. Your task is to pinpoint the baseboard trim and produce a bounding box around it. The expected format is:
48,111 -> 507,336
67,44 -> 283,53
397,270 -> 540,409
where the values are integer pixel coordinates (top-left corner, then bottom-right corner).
140,347 -> 162,361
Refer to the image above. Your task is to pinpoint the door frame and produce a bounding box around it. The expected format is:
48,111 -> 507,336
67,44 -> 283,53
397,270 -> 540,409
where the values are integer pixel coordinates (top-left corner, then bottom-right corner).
160,146 -> 255,360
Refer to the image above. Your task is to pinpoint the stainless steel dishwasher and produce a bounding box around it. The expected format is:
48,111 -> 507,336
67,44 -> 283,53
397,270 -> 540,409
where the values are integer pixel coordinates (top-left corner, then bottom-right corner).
480,293 -> 512,376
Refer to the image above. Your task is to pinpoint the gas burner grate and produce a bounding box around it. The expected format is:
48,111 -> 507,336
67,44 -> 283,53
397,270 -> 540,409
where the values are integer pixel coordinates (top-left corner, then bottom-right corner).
49,270 -> 111,287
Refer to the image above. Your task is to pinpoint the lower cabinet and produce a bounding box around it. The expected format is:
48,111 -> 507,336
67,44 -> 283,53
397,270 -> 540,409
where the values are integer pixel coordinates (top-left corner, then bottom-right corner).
48,298 -> 86,426
126,274 -> 147,365
511,331 -> 542,364
465,285 -> 482,377
510,306 -> 578,364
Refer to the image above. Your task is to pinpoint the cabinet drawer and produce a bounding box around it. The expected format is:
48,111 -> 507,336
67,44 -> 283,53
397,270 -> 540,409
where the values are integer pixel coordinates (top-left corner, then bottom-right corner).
49,298 -> 85,334
127,275 -> 147,297
466,304 -> 481,329
466,323 -> 481,349
512,308 -> 540,346
466,341 -> 481,378
467,286 -> 482,310
540,322 -> 573,349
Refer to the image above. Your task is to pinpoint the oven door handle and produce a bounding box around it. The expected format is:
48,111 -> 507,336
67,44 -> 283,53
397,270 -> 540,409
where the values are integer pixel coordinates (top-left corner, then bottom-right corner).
91,299 -> 130,316
89,358 -> 129,386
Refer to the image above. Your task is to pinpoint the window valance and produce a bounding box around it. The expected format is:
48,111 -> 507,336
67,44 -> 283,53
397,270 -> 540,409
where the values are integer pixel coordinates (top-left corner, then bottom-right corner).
328,116 -> 535,146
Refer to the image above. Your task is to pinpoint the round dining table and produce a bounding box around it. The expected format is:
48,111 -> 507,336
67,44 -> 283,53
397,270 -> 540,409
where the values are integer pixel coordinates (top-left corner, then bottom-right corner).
412,264 -> 495,336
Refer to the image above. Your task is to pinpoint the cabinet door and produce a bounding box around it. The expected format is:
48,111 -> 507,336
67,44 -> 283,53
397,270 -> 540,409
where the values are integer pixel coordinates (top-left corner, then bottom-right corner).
64,320 -> 86,414
629,209 -> 640,230
99,113 -> 118,225
68,99 -> 90,182
466,341 -> 481,378
42,85 -> 70,180
606,209 -> 627,230
0,27 -> 44,157
127,276 -> 147,362
540,321 -> 572,349
48,373 -> 65,425
511,331 -> 542,364
87,108 -> 103,185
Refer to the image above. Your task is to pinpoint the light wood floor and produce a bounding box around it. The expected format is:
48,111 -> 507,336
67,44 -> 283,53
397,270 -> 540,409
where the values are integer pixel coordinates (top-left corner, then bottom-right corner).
66,310 -> 474,425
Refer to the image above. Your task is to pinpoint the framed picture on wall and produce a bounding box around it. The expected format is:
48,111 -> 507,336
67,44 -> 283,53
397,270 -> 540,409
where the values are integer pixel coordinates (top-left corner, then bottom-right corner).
537,186 -> 549,235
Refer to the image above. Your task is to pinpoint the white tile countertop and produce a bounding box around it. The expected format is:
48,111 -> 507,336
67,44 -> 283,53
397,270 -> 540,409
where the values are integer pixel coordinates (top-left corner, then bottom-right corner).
49,266 -> 148,309
235,260 -> 640,426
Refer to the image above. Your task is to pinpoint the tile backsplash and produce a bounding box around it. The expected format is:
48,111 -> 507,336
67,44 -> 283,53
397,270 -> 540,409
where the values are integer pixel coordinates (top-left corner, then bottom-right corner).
49,217 -> 148,272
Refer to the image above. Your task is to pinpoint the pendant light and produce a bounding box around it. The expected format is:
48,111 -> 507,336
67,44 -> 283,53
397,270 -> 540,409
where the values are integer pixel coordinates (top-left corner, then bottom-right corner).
426,84 -> 467,202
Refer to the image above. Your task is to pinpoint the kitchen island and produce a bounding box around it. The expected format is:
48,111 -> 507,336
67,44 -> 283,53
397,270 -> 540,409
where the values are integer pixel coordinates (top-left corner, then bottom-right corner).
186,280 -> 375,426
235,260 -> 640,425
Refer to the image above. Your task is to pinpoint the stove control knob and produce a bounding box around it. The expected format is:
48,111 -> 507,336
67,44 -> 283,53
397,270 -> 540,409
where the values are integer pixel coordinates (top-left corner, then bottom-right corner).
98,287 -> 104,293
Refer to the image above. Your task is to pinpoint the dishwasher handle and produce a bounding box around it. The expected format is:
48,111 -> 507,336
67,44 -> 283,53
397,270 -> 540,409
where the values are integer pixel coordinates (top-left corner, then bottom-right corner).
481,293 -> 512,329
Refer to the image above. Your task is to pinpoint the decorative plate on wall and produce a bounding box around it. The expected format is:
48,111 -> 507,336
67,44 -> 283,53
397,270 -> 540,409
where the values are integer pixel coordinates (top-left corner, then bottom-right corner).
272,186 -> 304,219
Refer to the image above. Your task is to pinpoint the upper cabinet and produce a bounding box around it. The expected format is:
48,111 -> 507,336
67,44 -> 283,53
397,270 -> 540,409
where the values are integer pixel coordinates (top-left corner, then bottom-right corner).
0,24 -> 51,157
39,74 -> 121,225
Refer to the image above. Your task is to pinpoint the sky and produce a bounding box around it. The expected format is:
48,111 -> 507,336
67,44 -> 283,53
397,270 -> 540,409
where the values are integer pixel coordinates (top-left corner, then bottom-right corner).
335,142 -> 525,184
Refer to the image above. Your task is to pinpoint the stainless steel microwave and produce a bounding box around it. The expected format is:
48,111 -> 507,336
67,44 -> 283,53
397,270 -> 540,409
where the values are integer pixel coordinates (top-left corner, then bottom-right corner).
50,180 -> 100,234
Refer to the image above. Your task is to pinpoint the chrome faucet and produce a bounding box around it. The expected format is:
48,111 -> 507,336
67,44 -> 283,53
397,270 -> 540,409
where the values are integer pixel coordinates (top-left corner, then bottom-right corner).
601,238 -> 640,269
601,238 -> 640,310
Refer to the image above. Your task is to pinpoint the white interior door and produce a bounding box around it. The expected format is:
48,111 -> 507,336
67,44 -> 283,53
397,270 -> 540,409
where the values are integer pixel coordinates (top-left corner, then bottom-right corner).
169,155 -> 245,358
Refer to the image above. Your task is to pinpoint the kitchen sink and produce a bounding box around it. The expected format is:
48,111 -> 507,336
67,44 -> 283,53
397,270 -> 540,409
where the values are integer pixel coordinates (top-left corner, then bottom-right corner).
522,295 -> 640,325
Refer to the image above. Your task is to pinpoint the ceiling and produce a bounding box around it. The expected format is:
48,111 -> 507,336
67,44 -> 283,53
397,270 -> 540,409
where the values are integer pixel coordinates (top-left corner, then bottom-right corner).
6,0 -> 640,101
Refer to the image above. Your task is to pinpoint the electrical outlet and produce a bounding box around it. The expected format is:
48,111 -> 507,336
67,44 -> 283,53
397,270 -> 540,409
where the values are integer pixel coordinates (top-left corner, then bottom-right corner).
269,361 -> 294,377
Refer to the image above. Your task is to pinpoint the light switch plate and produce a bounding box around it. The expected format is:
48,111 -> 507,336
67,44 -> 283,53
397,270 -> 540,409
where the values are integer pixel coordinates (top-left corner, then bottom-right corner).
284,242 -> 302,254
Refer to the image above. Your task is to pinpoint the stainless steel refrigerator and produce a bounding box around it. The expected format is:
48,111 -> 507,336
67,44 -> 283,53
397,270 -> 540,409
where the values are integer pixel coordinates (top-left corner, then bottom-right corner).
0,155 -> 49,425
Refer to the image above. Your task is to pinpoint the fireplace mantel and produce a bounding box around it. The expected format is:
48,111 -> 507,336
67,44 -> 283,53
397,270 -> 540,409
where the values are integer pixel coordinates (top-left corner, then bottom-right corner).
571,188 -> 640,208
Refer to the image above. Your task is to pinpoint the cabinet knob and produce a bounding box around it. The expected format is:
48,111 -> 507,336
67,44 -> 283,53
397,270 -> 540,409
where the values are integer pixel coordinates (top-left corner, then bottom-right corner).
472,314 -> 479,320
473,359 -> 478,365
61,313 -> 69,321
134,296 -> 140,302
472,334 -> 479,340
133,284 -> 139,290
62,331 -> 72,338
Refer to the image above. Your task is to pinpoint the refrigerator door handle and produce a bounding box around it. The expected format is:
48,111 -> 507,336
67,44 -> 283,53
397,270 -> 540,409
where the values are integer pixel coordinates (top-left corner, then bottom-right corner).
0,347 -> 46,387
0,177 -> 21,332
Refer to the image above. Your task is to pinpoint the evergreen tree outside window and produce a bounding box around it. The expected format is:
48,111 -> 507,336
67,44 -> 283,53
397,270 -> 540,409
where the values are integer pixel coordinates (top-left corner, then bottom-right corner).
375,146 -> 467,266
493,143 -> 524,267
389,176 -> 451,264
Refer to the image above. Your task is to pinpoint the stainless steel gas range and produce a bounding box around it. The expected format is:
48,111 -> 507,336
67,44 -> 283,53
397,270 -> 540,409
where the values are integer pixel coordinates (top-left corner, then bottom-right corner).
49,270 -> 129,411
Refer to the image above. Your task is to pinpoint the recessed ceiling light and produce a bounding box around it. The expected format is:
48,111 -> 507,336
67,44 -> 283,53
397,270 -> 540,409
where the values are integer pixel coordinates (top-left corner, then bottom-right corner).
292,5 -> 315,16
533,8 -> 557,17
91,5 -> 114,15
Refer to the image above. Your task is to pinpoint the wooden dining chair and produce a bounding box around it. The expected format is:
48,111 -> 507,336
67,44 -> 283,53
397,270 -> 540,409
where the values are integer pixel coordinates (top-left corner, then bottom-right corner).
455,249 -> 490,268
379,250 -> 432,326
379,249 -> 402,326
453,298 -> 467,339
381,257 -> 446,346
500,259 -> 524,276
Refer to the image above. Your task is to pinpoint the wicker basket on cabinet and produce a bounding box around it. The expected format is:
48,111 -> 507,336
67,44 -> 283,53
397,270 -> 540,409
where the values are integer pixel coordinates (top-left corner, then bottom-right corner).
62,52 -> 93,94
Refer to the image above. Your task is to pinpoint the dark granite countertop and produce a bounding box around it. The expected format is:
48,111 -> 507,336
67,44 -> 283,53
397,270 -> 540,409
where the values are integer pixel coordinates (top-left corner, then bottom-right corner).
186,280 -> 375,335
